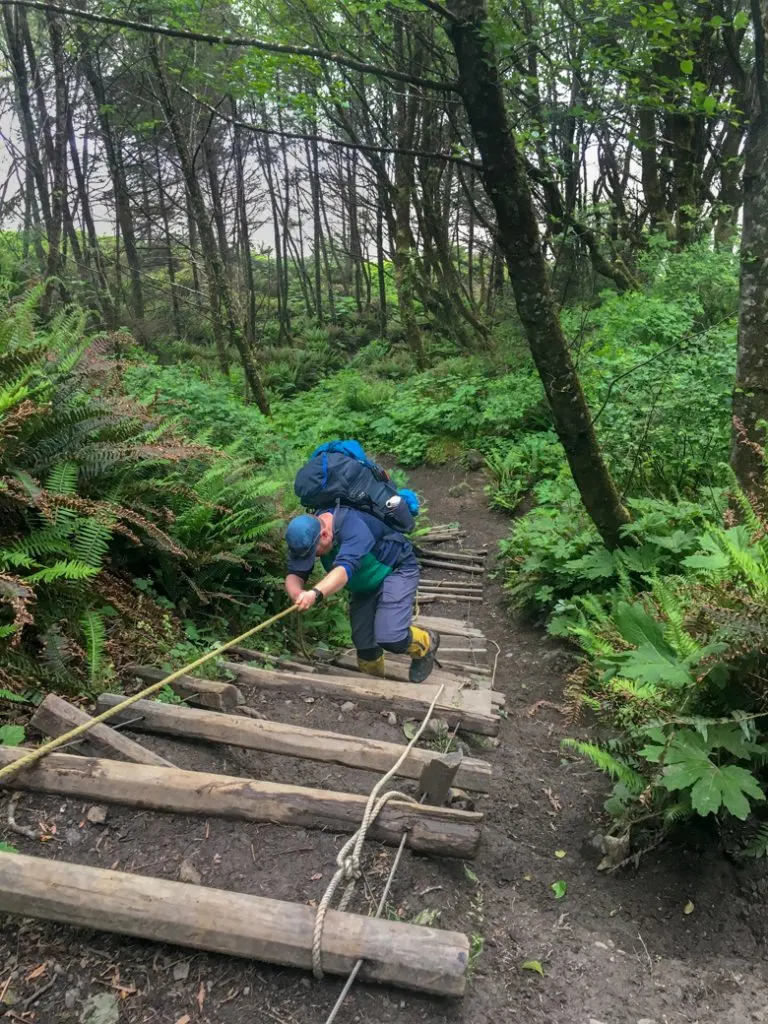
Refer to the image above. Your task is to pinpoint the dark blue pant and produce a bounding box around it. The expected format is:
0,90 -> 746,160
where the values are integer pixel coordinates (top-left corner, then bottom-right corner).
349,562 -> 419,658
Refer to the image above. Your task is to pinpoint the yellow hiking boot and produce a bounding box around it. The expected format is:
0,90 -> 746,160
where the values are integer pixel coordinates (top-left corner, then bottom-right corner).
357,653 -> 386,677
406,627 -> 441,683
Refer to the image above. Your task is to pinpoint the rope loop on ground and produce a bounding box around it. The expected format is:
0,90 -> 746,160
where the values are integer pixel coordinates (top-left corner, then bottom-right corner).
311,682 -> 445,980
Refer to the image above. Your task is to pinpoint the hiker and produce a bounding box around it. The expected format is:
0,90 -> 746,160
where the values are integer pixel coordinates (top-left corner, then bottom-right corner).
283,508 -> 440,683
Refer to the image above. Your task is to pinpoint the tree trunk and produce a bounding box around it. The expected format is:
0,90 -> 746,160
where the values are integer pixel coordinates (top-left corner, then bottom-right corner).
730,10 -> 768,500
446,0 -> 630,549
149,40 -> 270,415
76,32 -> 145,335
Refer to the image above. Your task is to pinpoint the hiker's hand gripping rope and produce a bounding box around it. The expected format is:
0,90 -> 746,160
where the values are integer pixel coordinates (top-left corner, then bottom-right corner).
0,604 -> 300,785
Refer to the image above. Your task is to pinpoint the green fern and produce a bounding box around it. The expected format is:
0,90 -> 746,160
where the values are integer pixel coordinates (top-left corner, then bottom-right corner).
80,610 -> 106,687
561,738 -> 646,794
25,560 -> 100,584
742,823 -> 768,859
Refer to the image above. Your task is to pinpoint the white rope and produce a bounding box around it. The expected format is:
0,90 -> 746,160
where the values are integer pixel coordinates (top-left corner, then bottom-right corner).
311,682 -> 446,981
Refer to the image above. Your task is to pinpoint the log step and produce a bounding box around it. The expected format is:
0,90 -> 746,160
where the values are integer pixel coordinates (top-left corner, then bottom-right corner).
0,852 -> 469,996
0,746 -> 482,858
124,665 -> 243,711
414,615 -> 485,640
95,695 -> 492,793
30,694 -> 174,768
418,558 -> 485,575
219,662 -> 500,736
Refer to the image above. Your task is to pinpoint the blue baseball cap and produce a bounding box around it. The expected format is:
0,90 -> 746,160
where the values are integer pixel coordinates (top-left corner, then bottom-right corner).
285,514 -> 321,572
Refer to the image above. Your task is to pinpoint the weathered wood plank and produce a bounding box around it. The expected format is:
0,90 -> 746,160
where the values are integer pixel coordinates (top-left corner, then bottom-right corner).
220,662 -> 499,736
414,615 -> 485,640
95,695 -> 492,793
418,558 -> 485,575
0,747 -> 482,857
30,694 -> 175,768
418,549 -> 486,565
0,852 -> 469,996
124,665 -> 243,711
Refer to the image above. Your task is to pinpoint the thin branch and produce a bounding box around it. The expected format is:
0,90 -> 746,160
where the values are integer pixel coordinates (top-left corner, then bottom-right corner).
178,83 -> 482,169
0,0 -> 458,91
414,0 -> 461,24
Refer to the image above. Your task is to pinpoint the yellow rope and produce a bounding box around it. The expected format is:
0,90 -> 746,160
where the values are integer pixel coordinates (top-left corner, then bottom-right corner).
0,604 -> 299,784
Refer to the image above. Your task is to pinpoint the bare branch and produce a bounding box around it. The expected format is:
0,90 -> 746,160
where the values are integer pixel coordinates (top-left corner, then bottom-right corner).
178,83 -> 482,169
0,0 -> 458,91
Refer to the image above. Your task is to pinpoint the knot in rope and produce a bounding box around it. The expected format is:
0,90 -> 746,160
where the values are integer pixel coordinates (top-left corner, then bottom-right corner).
311,683 -> 445,981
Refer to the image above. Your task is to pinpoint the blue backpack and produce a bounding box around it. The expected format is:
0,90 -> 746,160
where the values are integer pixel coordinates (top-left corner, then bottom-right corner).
294,440 -> 420,533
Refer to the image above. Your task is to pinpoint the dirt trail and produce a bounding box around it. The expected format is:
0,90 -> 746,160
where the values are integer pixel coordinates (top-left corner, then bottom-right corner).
2,465 -> 768,1024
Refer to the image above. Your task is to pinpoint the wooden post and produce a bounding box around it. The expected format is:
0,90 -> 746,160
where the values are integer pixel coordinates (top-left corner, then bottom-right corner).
220,662 -> 500,736
30,694 -> 175,768
95,695 -> 492,794
0,852 -> 469,996
0,747 -> 483,858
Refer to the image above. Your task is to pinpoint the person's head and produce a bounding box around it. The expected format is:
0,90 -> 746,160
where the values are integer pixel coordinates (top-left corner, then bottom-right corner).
285,512 -> 334,571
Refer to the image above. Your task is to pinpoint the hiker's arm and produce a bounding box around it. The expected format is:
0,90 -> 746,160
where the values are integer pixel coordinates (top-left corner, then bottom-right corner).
293,566 -> 348,611
284,573 -> 308,602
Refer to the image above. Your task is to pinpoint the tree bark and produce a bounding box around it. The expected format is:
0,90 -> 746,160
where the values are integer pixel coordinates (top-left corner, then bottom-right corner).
446,0 -> 631,549
730,5 -> 768,500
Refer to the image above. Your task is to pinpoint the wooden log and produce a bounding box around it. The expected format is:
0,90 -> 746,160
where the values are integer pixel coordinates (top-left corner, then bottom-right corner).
0,747 -> 482,858
329,651 -> 477,690
220,662 -> 500,737
414,615 -> 485,639
0,852 -> 469,996
418,558 -> 485,575
418,549 -> 486,565
30,695 -> 175,768
95,696 -> 492,793
228,647 -> 318,674
124,665 -> 243,711
418,593 -> 483,603
419,580 -> 483,591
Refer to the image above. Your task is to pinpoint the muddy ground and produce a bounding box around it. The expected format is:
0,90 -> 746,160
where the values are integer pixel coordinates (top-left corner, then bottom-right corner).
2,464 -> 768,1024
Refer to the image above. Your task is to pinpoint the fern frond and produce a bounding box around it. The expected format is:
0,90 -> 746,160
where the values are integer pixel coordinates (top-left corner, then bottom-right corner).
561,737 -> 646,793
80,609 -> 106,687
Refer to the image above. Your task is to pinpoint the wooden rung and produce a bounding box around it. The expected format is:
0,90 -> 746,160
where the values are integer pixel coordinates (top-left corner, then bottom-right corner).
0,853 -> 469,996
417,594 -> 483,603
124,665 -> 243,711
220,662 -> 499,736
95,695 -> 492,793
414,615 -> 485,640
418,559 -> 485,575
30,694 -> 175,768
419,580 -> 483,591
418,550 -> 486,565
0,747 -> 482,858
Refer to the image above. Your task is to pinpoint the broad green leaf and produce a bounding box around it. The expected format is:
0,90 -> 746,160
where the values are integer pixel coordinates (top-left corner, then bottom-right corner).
521,960 -> 544,975
0,724 -> 25,746
564,547 -> 616,580
551,880 -> 567,899
733,10 -> 750,29
680,58 -> 694,74
619,644 -> 694,687
613,601 -> 667,650
689,765 -> 764,819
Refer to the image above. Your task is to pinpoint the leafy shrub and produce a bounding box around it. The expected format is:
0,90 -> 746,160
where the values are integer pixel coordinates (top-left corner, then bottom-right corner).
558,475 -> 768,840
0,286 -> 288,696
